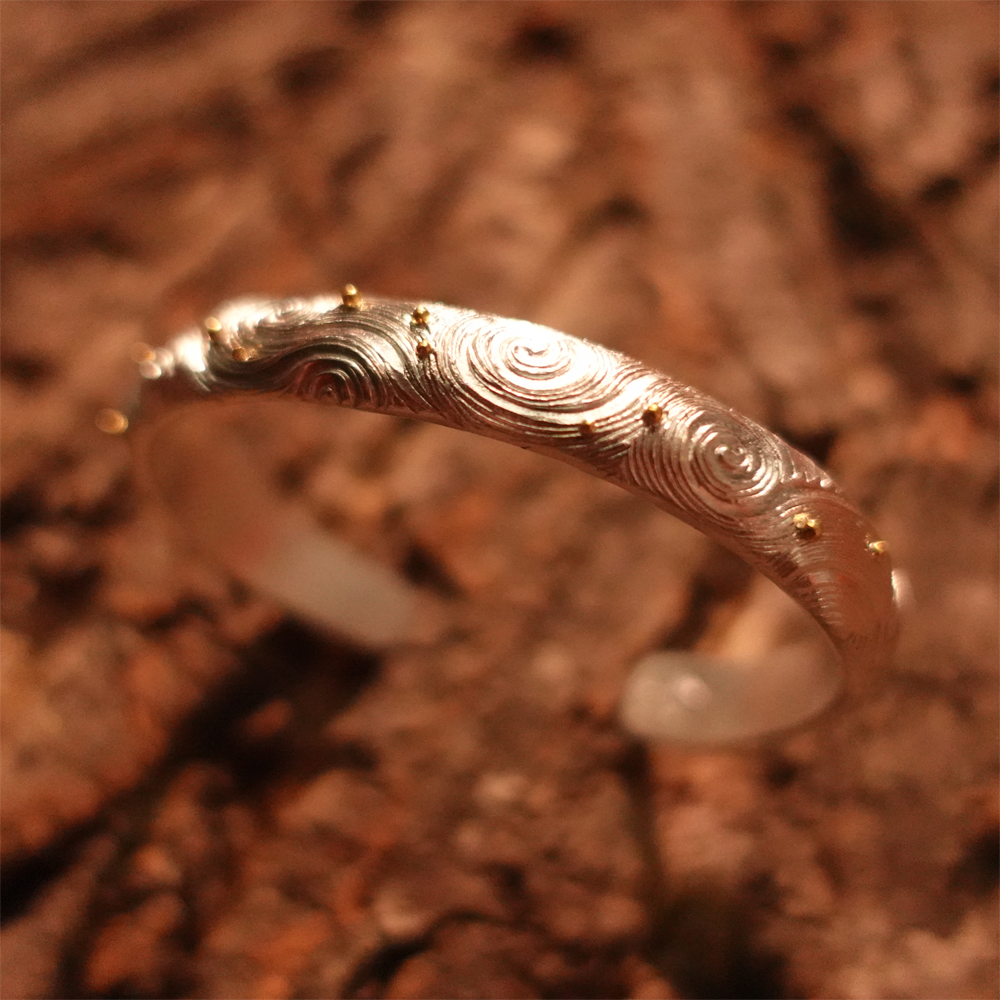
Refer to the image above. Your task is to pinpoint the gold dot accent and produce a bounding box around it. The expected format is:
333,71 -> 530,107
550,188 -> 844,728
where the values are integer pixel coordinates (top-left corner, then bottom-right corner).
410,305 -> 430,329
340,284 -> 362,310
95,408 -> 129,435
793,512 -> 822,541
867,538 -> 888,556
579,420 -> 595,437
129,342 -> 157,364
642,403 -> 663,428
204,316 -> 224,343
231,346 -> 256,362
415,339 -> 435,359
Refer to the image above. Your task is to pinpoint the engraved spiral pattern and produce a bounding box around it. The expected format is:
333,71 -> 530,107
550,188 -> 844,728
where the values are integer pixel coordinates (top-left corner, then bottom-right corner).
689,417 -> 788,502
462,318 -> 627,412
428,315 -> 647,448
149,292 -> 898,671
627,403 -> 795,532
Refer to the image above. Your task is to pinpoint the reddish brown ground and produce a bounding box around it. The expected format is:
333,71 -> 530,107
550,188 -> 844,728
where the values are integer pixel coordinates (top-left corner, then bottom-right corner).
1,3 -> 997,998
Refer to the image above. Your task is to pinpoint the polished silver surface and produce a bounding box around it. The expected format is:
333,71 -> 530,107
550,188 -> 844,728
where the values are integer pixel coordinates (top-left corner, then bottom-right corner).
131,289 -> 898,740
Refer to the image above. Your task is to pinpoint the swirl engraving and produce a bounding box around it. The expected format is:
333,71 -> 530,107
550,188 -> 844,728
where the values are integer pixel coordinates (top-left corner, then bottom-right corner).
692,419 -> 786,500
157,292 -> 897,656
625,402 -> 794,530
463,320 -> 621,411
424,315 -> 649,453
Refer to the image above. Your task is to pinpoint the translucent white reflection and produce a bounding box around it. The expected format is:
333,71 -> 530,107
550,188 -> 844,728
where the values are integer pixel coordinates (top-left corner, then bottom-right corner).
619,651 -> 719,741
891,568 -> 914,611
171,330 -> 207,374
673,672 -> 713,710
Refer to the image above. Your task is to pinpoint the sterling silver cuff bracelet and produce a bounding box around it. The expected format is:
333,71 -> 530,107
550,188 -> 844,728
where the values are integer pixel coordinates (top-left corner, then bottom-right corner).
122,286 -> 899,743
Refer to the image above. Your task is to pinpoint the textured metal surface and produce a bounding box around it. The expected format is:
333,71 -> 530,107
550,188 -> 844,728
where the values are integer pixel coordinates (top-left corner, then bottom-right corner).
139,290 -> 898,697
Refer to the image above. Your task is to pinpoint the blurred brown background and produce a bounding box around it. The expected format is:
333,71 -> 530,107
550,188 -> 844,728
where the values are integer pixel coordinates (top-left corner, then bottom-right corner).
1,2 -> 997,998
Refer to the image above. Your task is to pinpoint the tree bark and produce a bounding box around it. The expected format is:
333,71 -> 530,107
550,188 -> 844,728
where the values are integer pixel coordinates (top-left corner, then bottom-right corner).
1,3 -> 997,998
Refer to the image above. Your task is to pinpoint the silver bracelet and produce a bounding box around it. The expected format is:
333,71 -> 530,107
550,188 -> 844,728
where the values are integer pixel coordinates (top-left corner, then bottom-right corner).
114,285 -> 899,743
